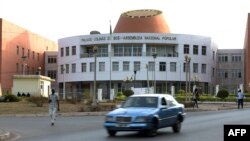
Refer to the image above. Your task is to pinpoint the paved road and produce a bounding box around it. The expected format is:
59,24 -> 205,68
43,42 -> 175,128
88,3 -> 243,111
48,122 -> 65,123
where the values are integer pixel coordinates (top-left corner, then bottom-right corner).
0,108 -> 249,141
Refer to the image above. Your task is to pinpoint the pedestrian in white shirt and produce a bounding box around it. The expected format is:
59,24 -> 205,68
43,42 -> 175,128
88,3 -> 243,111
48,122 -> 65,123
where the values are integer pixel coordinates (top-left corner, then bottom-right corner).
48,89 -> 60,126
237,89 -> 244,109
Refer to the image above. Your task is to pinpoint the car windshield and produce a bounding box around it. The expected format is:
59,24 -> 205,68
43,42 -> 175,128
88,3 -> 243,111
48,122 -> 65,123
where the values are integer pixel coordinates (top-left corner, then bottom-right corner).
122,96 -> 158,108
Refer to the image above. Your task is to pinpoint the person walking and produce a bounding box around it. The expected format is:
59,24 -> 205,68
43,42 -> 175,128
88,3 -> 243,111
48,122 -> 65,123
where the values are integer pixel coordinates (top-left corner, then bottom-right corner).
237,89 -> 244,109
192,88 -> 199,108
48,89 -> 60,126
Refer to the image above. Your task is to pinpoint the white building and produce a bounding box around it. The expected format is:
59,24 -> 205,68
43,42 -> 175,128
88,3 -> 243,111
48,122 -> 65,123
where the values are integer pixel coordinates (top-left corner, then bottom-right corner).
57,9 -> 218,99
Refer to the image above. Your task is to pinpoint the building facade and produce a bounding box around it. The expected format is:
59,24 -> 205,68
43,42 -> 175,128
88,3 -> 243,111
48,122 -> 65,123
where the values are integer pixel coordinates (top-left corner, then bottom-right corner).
0,18 -> 58,93
57,9 -> 218,99
216,49 -> 244,93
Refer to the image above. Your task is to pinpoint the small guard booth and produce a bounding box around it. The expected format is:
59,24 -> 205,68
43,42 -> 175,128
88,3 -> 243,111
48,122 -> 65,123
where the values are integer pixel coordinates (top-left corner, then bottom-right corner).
12,75 -> 55,97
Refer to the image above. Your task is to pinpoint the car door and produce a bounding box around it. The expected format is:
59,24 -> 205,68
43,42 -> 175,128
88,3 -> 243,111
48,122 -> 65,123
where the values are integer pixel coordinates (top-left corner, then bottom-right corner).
165,99 -> 178,125
158,97 -> 173,127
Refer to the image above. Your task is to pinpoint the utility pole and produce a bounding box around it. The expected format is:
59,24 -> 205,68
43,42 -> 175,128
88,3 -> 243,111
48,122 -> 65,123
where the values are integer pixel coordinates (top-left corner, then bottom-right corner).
92,46 -> 98,106
152,53 -> 157,93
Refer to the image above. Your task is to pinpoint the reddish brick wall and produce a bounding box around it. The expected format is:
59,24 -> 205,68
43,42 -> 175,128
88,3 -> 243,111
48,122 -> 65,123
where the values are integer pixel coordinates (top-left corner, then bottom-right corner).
0,18 -> 57,93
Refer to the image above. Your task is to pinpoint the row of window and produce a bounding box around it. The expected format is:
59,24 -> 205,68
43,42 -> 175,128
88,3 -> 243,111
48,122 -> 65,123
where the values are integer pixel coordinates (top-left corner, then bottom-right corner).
16,63 -> 39,74
16,45 -> 40,61
62,44 -> 207,57
184,44 -> 207,55
61,46 -> 76,57
218,55 -> 242,62
47,56 -> 57,64
217,69 -> 242,78
60,62 -> 207,74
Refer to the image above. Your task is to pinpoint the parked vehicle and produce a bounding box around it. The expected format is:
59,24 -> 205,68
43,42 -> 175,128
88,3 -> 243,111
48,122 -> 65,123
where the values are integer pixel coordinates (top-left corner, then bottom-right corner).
103,94 -> 186,137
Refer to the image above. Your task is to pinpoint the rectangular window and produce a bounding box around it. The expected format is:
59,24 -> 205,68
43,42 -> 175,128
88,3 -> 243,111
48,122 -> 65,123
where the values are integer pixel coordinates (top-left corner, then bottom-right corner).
238,72 -> 242,78
218,55 -> 228,62
212,68 -> 215,77
193,63 -> 198,73
47,70 -> 57,79
90,62 -> 94,72
60,65 -> 64,74
170,62 -> 176,72
202,46 -> 206,55
28,49 -> 30,58
183,63 -> 186,72
201,64 -> 206,73
72,46 -> 76,55
112,62 -> 119,71
124,47 -> 132,56
133,46 -> 142,56
123,61 -> 129,71
193,45 -> 198,55
183,63 -> 190,72
149,62 -> 155,71
232,55 -> 242,62
16,46 -> 19,55
48,56 -> 57,63
60,48 -> 64,57
134,61 -> 140,71
22,48 -> 25,56
37,53 -> 40,61
65,64 -> 69,73
184,44 -> 189,54
213,51 -> 215,60
99,62 -> 105,72
71,63 -> 76,73
66,47 -> 69,56
159,62 -> 166,71
32,51 -> 35,60
81,63 -> 87,72
224,71 -> 228,78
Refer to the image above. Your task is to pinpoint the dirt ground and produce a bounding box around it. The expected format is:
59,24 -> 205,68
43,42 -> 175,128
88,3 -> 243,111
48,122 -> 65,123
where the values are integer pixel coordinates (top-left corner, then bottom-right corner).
0,101 -> 249,115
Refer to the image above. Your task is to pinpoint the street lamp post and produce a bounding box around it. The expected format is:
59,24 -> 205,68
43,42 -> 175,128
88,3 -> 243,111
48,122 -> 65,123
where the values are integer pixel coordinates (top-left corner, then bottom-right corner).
146,64 -> 149,93
152,53 -> 157,93
62,66 -> 66,100
134,70 -> 137,88
92,46 -> 98,106
185,55 -> 191,102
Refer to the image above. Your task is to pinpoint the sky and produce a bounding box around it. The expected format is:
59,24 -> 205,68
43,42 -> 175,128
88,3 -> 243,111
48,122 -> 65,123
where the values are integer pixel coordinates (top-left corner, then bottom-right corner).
0,0 -> 249,49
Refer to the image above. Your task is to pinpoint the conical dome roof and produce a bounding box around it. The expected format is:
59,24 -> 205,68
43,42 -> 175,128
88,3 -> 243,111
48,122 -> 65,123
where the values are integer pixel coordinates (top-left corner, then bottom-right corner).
114,9 -> 171,33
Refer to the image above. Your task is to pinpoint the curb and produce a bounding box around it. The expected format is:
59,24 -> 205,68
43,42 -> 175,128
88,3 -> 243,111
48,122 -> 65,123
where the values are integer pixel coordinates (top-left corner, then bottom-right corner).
0,129 -> 10,141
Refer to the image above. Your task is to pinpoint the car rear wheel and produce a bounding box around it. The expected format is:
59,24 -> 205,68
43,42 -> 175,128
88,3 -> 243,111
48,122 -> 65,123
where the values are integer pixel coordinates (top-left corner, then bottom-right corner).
172,119 -> 181,133
107,130 -> 116,136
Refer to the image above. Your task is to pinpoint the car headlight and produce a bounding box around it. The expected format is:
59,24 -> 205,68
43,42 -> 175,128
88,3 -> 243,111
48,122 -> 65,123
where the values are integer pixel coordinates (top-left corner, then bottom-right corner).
105,116 -> 115,122
134,116 -> 149,122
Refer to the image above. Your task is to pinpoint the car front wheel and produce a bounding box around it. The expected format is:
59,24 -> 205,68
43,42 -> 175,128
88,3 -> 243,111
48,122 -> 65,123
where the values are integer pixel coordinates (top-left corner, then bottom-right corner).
172,119 -> 181,133
146,122 -> 158,137
107,130 -> 116,136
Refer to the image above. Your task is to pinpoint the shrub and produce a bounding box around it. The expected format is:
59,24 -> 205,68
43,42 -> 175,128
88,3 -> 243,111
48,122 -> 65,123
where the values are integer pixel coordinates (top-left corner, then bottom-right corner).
123,89 -> 134,97
27,96 -> 48,107
217,89 -> 229,101
177,90 -> 185,95
115,92 -> 127,101
3,94 -> 20,102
